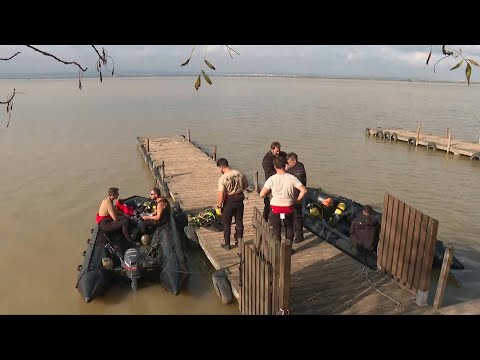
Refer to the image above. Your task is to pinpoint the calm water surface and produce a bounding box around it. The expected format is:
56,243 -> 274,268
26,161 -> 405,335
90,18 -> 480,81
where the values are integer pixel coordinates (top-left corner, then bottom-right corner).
1,77 -> 479,313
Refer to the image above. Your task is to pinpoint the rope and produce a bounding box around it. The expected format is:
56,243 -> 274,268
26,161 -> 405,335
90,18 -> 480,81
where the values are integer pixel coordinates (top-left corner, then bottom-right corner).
300,266 -> 402,312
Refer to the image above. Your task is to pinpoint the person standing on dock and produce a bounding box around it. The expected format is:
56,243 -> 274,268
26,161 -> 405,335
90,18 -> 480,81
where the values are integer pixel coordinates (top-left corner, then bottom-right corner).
216,158 -> 249,250
260,156 -> 307,254
262,141 -> 287,222
286,152 -> 307,243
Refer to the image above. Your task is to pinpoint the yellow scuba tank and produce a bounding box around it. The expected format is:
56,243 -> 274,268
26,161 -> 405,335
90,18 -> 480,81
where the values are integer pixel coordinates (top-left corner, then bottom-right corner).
307,203 -> 323,218
334,202 -> 346,216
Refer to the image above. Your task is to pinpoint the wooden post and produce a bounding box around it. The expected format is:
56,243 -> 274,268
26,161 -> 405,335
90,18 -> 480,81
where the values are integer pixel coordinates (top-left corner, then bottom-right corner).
213,145 -> 217,161
447,133 -> 452,154
433,245 -> 455,309
278,240 -> 292,314
445,128 -> 449,139
415,123 -> 421,147
187,129 -> 191,142
254,171 -> 259,193
161,160 -> 165,182
147,138 -> 150,153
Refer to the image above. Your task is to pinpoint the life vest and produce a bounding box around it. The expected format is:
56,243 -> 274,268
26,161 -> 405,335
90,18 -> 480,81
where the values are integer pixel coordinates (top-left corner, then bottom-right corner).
115,199 -> 135,216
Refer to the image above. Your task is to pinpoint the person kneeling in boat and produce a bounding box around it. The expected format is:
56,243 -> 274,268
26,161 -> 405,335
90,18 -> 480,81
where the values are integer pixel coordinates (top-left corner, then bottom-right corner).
138,187 -> 170,235
96,187 -> 136,247
349,205 -> 379,255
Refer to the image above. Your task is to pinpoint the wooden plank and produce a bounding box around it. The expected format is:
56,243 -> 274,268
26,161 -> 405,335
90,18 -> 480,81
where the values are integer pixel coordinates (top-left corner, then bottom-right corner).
380,193 -> 394,269
419,217 -> 438,292
255,246 -> 260,315
385,196 -> 399,272
391,199 -> 405,277
433,245 -> 454,309
278,240 -> 291,314
259,252 -> 265,315
412,213 -> 429,291
407,211 -> 423,290
377,193 -> 387,268
248,245 -> 253,315
396,204 -> 411,282
400,206 -> 417,288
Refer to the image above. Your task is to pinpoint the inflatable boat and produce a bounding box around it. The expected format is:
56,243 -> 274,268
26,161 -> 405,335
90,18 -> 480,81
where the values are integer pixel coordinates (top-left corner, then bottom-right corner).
76,195 -> 190,303
302,187 -> 464,271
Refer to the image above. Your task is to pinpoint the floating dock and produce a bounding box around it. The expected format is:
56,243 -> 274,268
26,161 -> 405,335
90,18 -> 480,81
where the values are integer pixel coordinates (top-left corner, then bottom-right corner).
366,127 -> 480,160
135,133 -> 468,314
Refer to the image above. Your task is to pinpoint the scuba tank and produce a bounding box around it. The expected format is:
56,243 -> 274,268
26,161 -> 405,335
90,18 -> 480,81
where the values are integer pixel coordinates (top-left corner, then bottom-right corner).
328,202 -> 347,226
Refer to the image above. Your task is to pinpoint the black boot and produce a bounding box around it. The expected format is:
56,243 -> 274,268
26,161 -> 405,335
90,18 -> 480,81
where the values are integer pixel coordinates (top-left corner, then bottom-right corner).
221,243 -> 231,250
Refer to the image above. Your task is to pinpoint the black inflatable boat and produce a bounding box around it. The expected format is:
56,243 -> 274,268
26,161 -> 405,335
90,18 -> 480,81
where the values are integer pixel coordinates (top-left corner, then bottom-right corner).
76,195 -> 190,303
302,187 -> 464,271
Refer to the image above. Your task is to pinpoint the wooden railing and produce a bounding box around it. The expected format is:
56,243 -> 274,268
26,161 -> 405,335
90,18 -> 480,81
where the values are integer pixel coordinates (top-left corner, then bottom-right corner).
239,207 -> 292,314
377,193 -> 438,305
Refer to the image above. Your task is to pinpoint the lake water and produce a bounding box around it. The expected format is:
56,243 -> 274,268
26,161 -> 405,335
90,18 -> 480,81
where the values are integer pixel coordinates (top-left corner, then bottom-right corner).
1,76 -> 479,313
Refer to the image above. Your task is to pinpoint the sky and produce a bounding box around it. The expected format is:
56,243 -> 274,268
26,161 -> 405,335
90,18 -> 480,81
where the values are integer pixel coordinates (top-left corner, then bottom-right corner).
1,45 -> 480,81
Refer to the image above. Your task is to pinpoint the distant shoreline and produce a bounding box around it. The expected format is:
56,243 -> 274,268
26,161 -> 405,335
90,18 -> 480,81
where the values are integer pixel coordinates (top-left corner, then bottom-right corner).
0,74 -> 475,84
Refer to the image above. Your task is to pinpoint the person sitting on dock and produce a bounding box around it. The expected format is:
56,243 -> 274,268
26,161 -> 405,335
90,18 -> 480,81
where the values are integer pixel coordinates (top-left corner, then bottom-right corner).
139,187 -> 170,235
96,187 -> 136,247
286,152 -> 307,243
349,205 -> 379,255
216,158 -> 249,250
260,156 -> 307,254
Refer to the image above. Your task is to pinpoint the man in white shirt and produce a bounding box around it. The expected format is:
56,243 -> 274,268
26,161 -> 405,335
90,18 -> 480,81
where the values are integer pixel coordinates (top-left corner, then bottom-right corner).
259,157 -> 307,253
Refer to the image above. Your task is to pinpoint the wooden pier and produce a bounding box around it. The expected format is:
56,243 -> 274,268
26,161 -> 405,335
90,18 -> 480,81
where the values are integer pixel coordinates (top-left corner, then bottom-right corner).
136,134 -> 447,314
366,126 -> 480,160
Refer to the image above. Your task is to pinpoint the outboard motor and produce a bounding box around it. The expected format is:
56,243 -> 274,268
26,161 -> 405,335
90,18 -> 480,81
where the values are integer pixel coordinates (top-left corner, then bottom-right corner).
123,248 -> 141,291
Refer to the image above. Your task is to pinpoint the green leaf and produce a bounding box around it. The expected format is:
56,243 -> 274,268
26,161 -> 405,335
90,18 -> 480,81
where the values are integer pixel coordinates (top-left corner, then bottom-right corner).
181,58 -> 190,67
204,59 -> 216,70
426,50 -> 432,65
194,75 -> 201,90
202,70 -> 212,85
466,63 -> 472,86
467,59 -> 480,67
450,60 -> 463,71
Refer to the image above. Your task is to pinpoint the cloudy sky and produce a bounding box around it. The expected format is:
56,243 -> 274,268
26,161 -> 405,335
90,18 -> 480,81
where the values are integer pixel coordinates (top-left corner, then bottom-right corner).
1,45 -> 479,81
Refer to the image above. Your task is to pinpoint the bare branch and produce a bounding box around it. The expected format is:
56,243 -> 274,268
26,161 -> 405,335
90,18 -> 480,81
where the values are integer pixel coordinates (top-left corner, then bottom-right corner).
1,89 -> 16,128
0,89 -> 15,105
0,52 -> 21,61
226,45 -> 240,56
25,45 -> 88,72
442,45 -> 453,56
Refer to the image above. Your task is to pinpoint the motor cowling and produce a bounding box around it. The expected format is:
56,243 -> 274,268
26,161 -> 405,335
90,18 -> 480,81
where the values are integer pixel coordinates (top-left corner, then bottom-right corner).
123,248 -> 142,280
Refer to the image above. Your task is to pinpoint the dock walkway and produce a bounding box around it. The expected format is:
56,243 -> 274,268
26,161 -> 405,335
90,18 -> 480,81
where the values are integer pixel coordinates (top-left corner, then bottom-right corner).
138,135 -> 441,315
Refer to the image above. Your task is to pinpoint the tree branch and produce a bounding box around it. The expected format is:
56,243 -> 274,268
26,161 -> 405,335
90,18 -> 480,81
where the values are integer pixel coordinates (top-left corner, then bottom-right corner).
25,45 -> 88,72
0,52 -> 21,61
